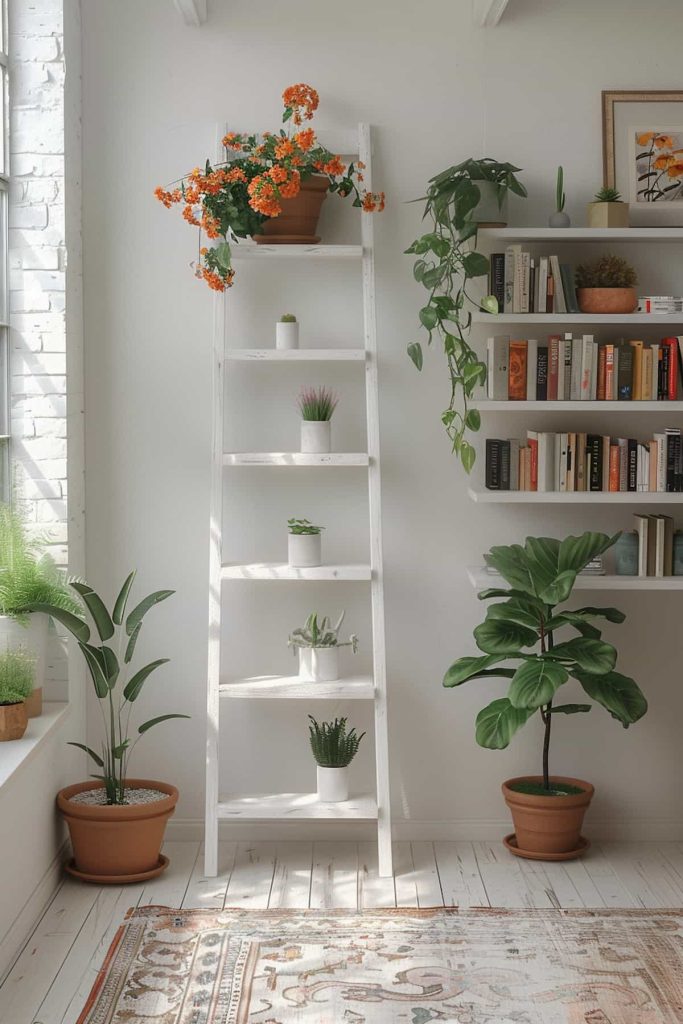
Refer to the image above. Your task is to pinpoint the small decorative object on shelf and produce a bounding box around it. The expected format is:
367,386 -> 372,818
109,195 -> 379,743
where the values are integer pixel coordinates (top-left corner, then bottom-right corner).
406,158 -> 527,469
288,610 -> 358,681
575,254 -> 637,314
587,186 -> 629,228
548,165 -> 571,227
276,313 -> 299,350
298,386 -> 338,453
287,518 -> 324,567
674,531 -> 683,575
614,531 -> 638,575
0,649 -> 35,741
637,295 -> 683,314
444,531 -> 647,860
308,715 -> 365,802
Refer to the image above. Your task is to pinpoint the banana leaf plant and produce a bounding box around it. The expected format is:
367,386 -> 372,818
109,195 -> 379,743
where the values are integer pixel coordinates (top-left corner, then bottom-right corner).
32,572 -> 189,804
444,532 -> 647,790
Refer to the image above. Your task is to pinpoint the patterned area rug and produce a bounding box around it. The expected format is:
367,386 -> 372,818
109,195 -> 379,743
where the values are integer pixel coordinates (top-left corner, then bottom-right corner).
77,906 -> 683,1023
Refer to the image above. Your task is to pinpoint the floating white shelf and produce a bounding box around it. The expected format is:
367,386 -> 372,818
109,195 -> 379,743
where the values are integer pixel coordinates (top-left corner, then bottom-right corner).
220,674 -> 375,700
468,489 -> 682,504
217,792 -> 378,819
472,312 -> 683,325
231,244 -> 363,260
478,227 -> 683,243
225,348 -> 367,362
223,452 -> 370,467
467,566 -> 683,591
474,400 -> 683,412
221,563 -> 372,581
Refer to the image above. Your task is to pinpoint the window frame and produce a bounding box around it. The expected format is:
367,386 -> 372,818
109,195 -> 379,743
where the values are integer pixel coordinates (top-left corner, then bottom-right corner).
0,0 -> 10,494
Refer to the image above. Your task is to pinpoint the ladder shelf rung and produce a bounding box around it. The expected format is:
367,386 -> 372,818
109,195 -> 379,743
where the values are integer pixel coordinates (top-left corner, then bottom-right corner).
230,244 -> 363,260
221,563 -> 372,581
225,348 -> 367,362
220,674 -> 375,700
217,792 -> 378,819
223,452 -> 370,467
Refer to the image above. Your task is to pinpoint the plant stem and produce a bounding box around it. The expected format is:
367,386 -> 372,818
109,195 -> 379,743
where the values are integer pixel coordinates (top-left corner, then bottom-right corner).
542,703 -> 552,790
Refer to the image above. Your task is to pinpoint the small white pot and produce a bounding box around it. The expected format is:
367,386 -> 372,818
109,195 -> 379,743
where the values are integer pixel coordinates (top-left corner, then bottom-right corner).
317,765 -> 349,802
299,646 -> 339,682
301,420 -> 331,454
276,321 -> 299,350
0,613 -> 48,716
288,532 -> 321,567
472,180 -> 508,226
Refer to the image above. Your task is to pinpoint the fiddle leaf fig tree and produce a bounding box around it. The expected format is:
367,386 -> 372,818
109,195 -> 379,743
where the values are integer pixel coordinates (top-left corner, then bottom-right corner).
406,158 -> 527,471
444,532 -> 647,789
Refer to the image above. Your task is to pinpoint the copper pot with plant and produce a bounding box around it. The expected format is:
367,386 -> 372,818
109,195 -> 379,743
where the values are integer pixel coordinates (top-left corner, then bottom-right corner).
36,573 -> 189,883
576,253 -> 638,314
444,531 -> 647,860
0,649 -> 35,741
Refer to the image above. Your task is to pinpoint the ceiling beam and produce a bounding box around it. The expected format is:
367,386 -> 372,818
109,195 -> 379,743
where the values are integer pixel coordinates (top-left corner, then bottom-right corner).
174,0 -> 207,26
474,0 -> 510,27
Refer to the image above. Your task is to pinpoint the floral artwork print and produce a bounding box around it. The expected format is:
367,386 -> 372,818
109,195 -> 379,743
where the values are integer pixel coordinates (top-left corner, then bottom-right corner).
634,129 -> 683,202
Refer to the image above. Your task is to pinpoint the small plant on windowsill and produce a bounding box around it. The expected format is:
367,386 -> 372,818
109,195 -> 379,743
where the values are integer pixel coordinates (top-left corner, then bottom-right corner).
289,611 -> 358,681
298,386 -> 339,454
0,649 -> 35,742
309,715 -> 365,801
287,519 -> 324,568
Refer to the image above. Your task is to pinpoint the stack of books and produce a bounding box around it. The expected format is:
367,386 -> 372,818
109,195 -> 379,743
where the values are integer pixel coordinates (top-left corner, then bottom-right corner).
486,334 -> 682,401
633,514 -> 675,576
637,296 -> 683,314
489,248 -> 578,314
485,428 -> 683,492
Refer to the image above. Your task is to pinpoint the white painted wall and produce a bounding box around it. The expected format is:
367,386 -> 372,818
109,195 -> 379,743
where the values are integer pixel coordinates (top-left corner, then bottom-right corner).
81,0 -> 683,841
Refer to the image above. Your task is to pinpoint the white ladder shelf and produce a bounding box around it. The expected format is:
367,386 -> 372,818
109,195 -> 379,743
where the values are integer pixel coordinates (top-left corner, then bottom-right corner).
204,123 -> 392,877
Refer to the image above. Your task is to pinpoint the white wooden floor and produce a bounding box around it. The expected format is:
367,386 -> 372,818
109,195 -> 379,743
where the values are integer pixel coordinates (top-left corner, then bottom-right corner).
2,839 -> 683,1024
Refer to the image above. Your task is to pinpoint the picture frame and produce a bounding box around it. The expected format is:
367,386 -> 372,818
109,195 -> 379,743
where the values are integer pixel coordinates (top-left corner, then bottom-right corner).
602,90 -> 683,226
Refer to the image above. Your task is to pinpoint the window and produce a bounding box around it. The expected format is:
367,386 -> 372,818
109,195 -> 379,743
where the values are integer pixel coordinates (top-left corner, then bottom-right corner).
0,0 -> 9,497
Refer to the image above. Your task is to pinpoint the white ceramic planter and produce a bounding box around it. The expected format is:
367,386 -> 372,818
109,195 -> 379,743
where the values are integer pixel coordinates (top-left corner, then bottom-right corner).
276,321 -> 299,350
301,420 -> 331,454
317,765 -> 349,802
288,532 -> 321,568
299,646 -> 339,682
0,613 -> 48,717
472,180 -> 508,226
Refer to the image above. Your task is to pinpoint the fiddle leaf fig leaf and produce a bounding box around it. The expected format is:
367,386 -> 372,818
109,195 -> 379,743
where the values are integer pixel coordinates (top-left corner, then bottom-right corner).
573,669 -> 647,727
549,637 -> 617,674
475,698 -> 533,749
538,570 -> 577,606
485,599 -> 541,631
558,532 -> 619,574
508,658 -> 568,710
483,544 -> 535,595
474,618 -> 538,655
551,703 -> 591,715
443,654 -> 511,687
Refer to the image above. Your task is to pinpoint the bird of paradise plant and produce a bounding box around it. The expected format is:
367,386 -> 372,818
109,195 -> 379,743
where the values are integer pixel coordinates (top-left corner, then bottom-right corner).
155,83 -> 385,291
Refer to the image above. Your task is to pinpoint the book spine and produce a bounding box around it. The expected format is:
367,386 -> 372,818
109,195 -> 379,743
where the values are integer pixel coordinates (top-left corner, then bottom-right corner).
486,439 -> 502,490
536,346 -> 548,401
587,435 -> 602,491
563,335 -> 572,400
618,342 -> 633,400
526,339 -> 538,401
597,345 -> 607,401
500,440 -> 511,490
580,334 -> 593,401
548,335 -> 560,401
490,253 -> 505,310
629,340 -> 643,400
508,340 -> 527,400
627,439 -> 638,492
609,444 -> 620,492
663,338 -> 679,400
503,247 -> 516,314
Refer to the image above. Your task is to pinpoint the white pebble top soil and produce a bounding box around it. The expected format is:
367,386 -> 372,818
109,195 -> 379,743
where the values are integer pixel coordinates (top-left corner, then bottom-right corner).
69,787 -> 167,806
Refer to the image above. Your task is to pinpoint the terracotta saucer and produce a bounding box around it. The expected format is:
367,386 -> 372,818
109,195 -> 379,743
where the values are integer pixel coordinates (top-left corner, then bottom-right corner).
252,234 -> 321,245
503,833 -> 590,862
64,854 -> 170,885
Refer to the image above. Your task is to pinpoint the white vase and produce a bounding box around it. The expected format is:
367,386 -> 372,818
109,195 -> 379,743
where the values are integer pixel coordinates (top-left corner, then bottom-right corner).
301,420 -> 331,454
317,765 -> 349,802
472,180 -> 508,226
299,646 -> 339,682
276,321 -> 299,350
288,532 -> 321,567
0,613 -> 48,717
548,210 -> 571,228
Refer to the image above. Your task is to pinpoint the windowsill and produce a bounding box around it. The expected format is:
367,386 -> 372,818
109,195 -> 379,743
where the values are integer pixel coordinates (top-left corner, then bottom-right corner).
0,702 -> 71,789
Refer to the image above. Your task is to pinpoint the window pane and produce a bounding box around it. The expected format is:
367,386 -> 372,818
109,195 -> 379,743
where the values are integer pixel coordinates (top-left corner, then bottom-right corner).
0,189 -> 6,324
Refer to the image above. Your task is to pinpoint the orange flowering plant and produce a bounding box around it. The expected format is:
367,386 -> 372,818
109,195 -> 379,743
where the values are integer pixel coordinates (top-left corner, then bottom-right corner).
635,131 -> 683,202
155,84 -> 384,291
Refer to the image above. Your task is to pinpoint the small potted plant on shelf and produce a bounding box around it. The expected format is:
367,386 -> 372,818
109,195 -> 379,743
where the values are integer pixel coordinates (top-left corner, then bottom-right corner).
444,531 -> 647,861
35,572 -> 190,883
288,611 -> 358,681
287,518 -> 323,567
575,254 -> 638,314
548,165 -> 570,227
587,187 -> 630,229
298,386 -> 338,454
0,649 -> 35,741
276,313 -> 299,350
309,715 -> 364,802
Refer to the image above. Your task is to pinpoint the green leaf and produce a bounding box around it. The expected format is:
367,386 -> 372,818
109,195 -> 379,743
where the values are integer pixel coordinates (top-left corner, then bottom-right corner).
412,259 -> 427,282
78,642 -> 109,698
483,545 -> 535,595
113,571 -> 136,625
485,599 -> 540,630
123,658 -> 170,702
100,645 -> 120,689
524,536 -> 560,596
460,441 -> 476,474
443,653 -> 511,687
551,703 -> 591,715
68,741 -> 104,767
477,587 -> 546,612
474,618 -> 538,655
570,606 -> 626,625
508,658 -> 568,710
125,590 -> 174,637
573,669 -> 647,727
480,294 -> 499,314
419,306 -> 438,330
546,613 -> 602,640
550,637 -> 617,674
465,408 -> 481,431
538,570 -> 577,605
138,713 -> 191,735
475,698 -> 533,749
112,741 -> 130,759
558,532 -> 619,575
29,604 -> 90,644
124,622 -> 142,664
407,342 -> 423,371
462,251 -> 489,279
71,583 -> 115,641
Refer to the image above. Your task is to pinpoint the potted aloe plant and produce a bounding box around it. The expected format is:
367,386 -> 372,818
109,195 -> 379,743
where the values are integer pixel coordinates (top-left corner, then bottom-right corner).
298,386 -> 338,454
0,649 -> 35,741
35,572 -> 190,883
575,254 -> 638,314
276,313 -> 299,350
288,611 -> 358,681
444,531 -> 647,860
287,518 -> 323,568
308,715 -> 364,802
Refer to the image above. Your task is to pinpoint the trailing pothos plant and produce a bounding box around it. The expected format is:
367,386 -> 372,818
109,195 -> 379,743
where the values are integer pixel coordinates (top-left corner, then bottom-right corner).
406,158 -> 527,471
444,532 -> 647,790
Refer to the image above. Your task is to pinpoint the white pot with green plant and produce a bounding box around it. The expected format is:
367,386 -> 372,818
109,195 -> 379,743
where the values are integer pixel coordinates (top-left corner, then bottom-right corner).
276,313 -> 299,349
287,518 -> 323,568
309,715 -> 364,802
288,611 -> 358,681
0,649 -> 35,741
298,386 -> 338,454
587,187 -> 629,228
548,165 -> 571,227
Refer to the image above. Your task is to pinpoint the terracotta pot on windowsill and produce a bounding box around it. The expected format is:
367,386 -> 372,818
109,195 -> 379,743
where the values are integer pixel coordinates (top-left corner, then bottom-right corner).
577,287 -> 637,315
502,776 -> 594,860
0,701 -> 28,741
253,174 -> 329,244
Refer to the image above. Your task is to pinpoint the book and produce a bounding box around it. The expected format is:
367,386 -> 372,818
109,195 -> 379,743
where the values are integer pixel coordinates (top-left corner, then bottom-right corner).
485,439 -> 503,489
526,339 -> 538,401
536,257 -> 548,314
586,434 -> 602,491
549,255 -> 567,313
503,246 -> 520,313
609,445 -> 620,491
576,432 -> 587,491
536,345 -> 549,401
597,346 -> 607,401
580,334 -> 594,400
489,253 -> 505,310
508,340 -> 527,400
500,440 -> 511,490
520,251 -> 531,314
634,514 -> 650,577
650,343 -> 659,401
617,341 -> 633,400
563,335 -> 572,400
526,431 -> 538,491
557,432 -> 569,491
654,432 -> 667,491
537,432 -> 555,492
627,438 -> 638,491
604,344 -> 616,400
548,335 -> 561,401
487,336 -> 510,400
570,337 -> 582,400
508,438 -> 520,491
642,346 -> 653,401
629,339 -> 644,400
662,337 -> 679,399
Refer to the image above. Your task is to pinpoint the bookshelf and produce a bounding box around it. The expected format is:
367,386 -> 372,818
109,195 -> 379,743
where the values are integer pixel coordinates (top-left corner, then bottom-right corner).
474,400 -> 683,412
466,567 -> 683,591
473,313 -> 683,325
468,489 -> 682,504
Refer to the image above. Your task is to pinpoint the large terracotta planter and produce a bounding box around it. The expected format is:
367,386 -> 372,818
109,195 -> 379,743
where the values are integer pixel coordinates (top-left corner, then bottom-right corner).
253,174 -> 328,244
502,776 -> 594,859
577,287 -> 637,314
0,701 -> 28,741
57,778 -> 178,883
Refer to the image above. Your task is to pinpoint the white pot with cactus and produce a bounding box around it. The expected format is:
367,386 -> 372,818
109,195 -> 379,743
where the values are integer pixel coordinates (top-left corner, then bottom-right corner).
587,187 -> 630,228
287,518 -> 323,568
288,611 -> 358,681
298,386 -> 338,454
309,715 -> 365,802
276,313 -> 299,350
548,165 -> 570,227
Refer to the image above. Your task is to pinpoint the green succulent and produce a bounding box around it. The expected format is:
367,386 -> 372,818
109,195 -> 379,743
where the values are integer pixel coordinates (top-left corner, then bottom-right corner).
308,715 -> 365,767
575,254 -> 637,289
280,313 -> 297,322
288,611 -> 358,652
594,186 -> 623,203
288,518 -> 323,535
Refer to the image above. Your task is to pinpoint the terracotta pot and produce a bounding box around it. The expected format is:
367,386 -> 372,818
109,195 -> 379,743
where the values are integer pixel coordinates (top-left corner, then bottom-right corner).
25,687 -> 42,718
577,287 -> 637,314
57,778 -> 178,881
502,776 -> 594,857
253,174 -> 328,244
0,701 -> 28,741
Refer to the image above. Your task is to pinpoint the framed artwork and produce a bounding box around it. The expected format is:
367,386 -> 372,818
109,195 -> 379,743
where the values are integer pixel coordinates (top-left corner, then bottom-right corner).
602,90 -> 683,225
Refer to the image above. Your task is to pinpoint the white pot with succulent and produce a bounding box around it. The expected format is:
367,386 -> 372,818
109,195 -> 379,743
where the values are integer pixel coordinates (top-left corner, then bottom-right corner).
276,313 -> 299,350
587,187 -> 630,228
288,611 -> 358,681
287,519 -> 323,568
298,386 -> 338,454
308,715 -> 365,802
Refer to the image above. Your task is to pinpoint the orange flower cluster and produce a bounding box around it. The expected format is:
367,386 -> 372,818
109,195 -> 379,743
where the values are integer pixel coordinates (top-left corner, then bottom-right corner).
362,192 -> 386,212
222,132 -> 244,150
637,132 -> 675,149
294,128 -> 315,151
154,186 -> 181,208
196,265 -> 235,292
282,83 -> 319,125
247,165 -> 302,217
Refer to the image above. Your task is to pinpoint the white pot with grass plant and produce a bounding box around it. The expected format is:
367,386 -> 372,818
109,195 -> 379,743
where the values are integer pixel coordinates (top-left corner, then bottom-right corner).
309,715 -> 364,802
298,386 -> 338,454
276,313 -> 299,350
287,518 -> 323,568
288,611 -> 358,681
